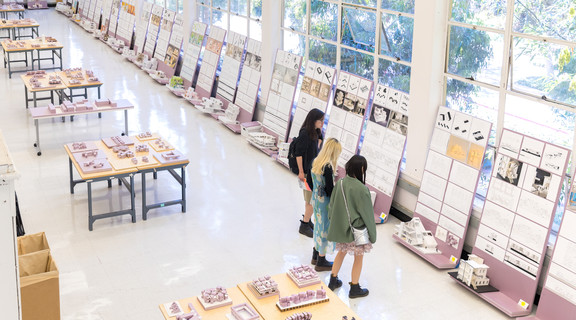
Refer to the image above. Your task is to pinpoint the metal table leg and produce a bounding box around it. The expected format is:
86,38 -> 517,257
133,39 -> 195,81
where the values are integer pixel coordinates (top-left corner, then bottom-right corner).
88,180 -> 94,231
181,166 -> 186,212
33,118 -> 41,156
123,109 -> 128,135
142,171 -> 148,220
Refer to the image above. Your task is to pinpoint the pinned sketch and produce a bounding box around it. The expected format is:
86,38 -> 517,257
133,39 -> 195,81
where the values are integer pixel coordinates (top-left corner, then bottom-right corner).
373,85 -> 388,106
499,130 -> 523,158
542,144 -> 569,176
481,201 -> 515,236
337,72 -> 349,90
495,154 -> 523,186
399,93 -> 409,114
519,137 -> 544,167
447,233 -> 460,249
386,88 -> 401,111
435,226 -> 448,242
388,120 -> 408,136
358,79 -> 373,99
430,129 -> 451,153
451,113 -> 473,139
436,107 -> 454,131
347,76 -> 360,94
446,135 -> 469,163
467,143 -> 485,169
468,118 -> 491,144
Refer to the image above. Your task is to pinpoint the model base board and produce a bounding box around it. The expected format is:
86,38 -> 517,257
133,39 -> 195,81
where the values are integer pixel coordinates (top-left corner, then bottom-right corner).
163,301 -> 184,317
287,267 -> 320,288
196,295 -> 233,311
276,297 -> 329,312
448,272 -> 498,293
247,283 -> 280,299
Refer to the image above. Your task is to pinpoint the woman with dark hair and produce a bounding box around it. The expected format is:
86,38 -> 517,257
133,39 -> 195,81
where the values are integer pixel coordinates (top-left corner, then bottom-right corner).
326,155 -> 376,298
294,108 -> 325,237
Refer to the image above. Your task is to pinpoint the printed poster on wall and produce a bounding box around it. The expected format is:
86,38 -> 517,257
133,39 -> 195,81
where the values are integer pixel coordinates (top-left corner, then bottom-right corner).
163,14 -> 184,68
195,26 -> 226,97
216,31 -> 247,103
154,9 -> 175,60
133,1 -> 152,53
234,38 -> 262,115
179,21 -> 207,85
143,4 -> 163,56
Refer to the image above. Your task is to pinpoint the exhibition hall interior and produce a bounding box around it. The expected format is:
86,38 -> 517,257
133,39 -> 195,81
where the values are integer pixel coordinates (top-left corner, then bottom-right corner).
0,0 -> 575,319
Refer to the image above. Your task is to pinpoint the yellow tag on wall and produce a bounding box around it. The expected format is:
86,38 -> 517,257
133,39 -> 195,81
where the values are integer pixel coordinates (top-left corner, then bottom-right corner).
450,255 -> 458,264
518,299 -> 529,310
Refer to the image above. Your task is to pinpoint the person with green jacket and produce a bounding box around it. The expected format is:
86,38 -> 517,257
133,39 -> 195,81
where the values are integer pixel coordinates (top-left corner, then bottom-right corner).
326,155 -> 376,298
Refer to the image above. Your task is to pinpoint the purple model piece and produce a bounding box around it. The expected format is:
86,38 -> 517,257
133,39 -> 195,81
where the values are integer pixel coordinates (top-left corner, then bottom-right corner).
176,303 -> 201,320
200,287 -> 229,304
48,104 -> 56,114
250,276 -> 279,296
112,145 -> 129,153
131,157 -> 138,164
135,144 -> 149,153
117,150 -> 134,159
137,131 -> 153,139
161,151 -> 180,161
94,99 -> 111,107
72,142 -> 87,150
142,156 -> 149,163
230,303 -> 259,320
287,265 -> 320,288
81,150 -> 98,158
285,312 -> 312,320
277,287 -> 328,310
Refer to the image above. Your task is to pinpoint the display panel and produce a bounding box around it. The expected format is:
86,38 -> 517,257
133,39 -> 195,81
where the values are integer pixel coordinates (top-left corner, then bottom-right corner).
216,31 -> 247,105
115,0 -> 136,44
153,9 -> 175,60
143,4 -> 163,57
195,26 -> 227,98
90,0 -> 103,23
261,50 -> 303,143
133,1 -> 152,53
324,71 -> 373,167
107,0 -> 121,37
163,14 -> 184,69
100,0 -> 114,34
234,38 -> 262,118
180,22 -> 207,87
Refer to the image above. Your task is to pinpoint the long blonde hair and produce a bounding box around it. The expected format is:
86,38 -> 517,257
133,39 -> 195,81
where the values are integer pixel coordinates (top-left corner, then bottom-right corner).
311,138 -> 342,175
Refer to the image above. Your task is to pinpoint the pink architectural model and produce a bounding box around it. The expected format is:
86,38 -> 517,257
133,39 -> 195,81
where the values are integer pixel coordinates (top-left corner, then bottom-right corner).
277,287 -> 328,311
285,312 -> 312,320
116,150 -> 134,159
161,151 -> 180,161
71,142 -> 87,150
153,138 -> 171,150
175,303 -> 201,320
48,75 -> 61,84
249,275 -> 279,298
81,150 -> 99,158
287,265 -> 320,288
94,99 -> 117,108
142,156 -> 149,163
135,144 -> 149,153
163,301 -> 184,317
197,286 -> 233,310
137,131 -> 153,139
230,303 -> 259,320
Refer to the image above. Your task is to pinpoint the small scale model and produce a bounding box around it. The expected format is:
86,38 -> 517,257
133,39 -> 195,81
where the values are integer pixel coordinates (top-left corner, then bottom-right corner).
169,76 -> 184,89
153,138 -> 170,150
142,156 -> 149,163
176,303 -> 201,320
198,97 -> 224,113
394,217 -> 440,254
197,286 -> 233,310
131,157 -> 138,164
137,131 -> 153,139
117,150 -> 135,159
240,121 -> 263,139
161,151 -> 180,161
219,103 -> 240,124
286,312 -> 312,320
141,58 -> 158,72
72,142 -> 87,150
248,132 -> 276,149
48,75 -> 61,84
112,145 -> 129,153
81,150 -> 99,158
248,275 -> 279,299
79,159 -> 112,174
276,287 -> 328,311
102,135 -> 134,148
135,144 -> 149,153
456,254 -> 490,289
230,303 -> 259,320
163,301 -> 184,317
184,88 -> 202,104
287,265 -> 320,288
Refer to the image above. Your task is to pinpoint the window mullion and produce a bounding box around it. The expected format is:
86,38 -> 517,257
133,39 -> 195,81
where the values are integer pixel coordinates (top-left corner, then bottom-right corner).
495,0 -> 516,144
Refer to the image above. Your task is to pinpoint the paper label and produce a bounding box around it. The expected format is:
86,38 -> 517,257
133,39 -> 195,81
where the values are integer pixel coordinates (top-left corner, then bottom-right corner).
518,299 -> 529,310
379,212 -> 388,223
450,255 -> 458,264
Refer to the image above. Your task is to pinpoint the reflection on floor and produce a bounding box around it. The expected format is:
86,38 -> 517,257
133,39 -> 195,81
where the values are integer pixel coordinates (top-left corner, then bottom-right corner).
0,9 -> 514,320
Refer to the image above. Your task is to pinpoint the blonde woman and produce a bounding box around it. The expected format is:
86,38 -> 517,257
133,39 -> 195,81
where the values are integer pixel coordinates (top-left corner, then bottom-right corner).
310,138 -> 342,271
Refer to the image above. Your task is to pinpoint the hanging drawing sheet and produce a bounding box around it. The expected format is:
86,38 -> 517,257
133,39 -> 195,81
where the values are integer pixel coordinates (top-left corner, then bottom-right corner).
466,129 -> 570,317
115,0 -> 136,44
99,0 -> 114,33
215,31 -> 247,107
179,22 -> 207,88
195,26 -> 226,99
153,9 -> 175,60
143,4 -> 163,57
78,0 -> 90,18
232,38 -> 262,123
163,13 -> 184,70
324,71 -> 373,168
261,50 -> 303,144
83,0 -> 94,20
88,0 -> 98,22
287,61 -> 336,141
90,0 -> 102,23
107,0 -> 121,37
359,84 -> 409,223
133,1 -> 152,53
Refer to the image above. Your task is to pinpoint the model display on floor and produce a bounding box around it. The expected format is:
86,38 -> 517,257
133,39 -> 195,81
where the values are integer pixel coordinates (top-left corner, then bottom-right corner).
230,303 -> 260,320
261,50 -> 302,144
179,21 -> 207,88
324,70 -> 373,168
277,287 -> 328,311
247,132 -> 276,149
286,312 -> 312,320
218,103 -> 241,125
149,70 -> 168,84
197,286 -> 233,310
195,26 -> 226,99
456,254 -> 491,289
195,97 -> 224,114
359,84 -> 409,222
166,76 -> 185,95
216,31 -> 247,106
287,265 -> 320,288
248,275 -> 279,299
184,87 -> 202,104
394,217 -> 439,254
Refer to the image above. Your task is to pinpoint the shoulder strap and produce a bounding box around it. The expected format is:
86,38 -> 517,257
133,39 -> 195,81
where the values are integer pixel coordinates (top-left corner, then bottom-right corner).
340,180 -> 354,230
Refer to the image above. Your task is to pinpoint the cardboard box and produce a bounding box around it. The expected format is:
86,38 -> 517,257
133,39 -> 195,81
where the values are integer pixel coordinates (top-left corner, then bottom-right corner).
17,232 -> 50,255
19,249 -> 60,320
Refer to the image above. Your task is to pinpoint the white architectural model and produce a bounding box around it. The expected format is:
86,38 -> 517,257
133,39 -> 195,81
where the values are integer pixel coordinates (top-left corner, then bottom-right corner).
218,103 -> 240,124
394,217 -> 440,254
197,97 -> 224,113
248,132 -> 276,148
141,58 -> 158,73
456,254 -> 490,289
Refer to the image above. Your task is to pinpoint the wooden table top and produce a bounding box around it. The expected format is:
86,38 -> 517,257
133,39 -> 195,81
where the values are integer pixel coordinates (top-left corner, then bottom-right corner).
2,38 -> 63,52
65,141 -> 137,181
29,99 -> 134,119
0,18 -> 38,28
0,5 -> 25,12
20,73 -> 68,92
158,286 -> 257,320
237,273 -> 361,320
56,70 -> 103,88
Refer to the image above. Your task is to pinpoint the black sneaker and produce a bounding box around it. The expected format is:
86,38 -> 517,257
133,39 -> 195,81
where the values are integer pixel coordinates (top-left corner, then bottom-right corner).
299,220 -> 313,238
349,282 -> 369,298
328,275 -> 342,290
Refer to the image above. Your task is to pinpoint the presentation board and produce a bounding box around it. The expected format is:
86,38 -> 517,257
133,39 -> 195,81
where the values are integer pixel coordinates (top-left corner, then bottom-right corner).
99,0 -> 114,34
115,0 -> 136,45
324,71 -> 373,168
107,0 -> 121,37
360,84 -> 410,223
179,22 -> 207,88
464,129 -> 570,317
163,13 -> 184,71
153,9 -> 175,60
143,4 -> 163,57
78,0 -> 89,18
230,38 -> 262,125
261,49 -> 303,144
133,1 -> 152,53
89,0 -> 103,24
215,31 -> 247,108
195,26 -> 226,99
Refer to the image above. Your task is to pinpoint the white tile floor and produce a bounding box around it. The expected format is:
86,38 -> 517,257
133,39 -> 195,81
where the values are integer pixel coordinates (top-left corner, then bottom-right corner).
0,9 -> 521,320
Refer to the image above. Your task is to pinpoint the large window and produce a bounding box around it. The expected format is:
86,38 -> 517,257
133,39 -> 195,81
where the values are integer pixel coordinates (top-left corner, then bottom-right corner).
196,0 -> 262,40
445,0 -> 576,235
148,0 -> 183,14
282,0 -> 414,92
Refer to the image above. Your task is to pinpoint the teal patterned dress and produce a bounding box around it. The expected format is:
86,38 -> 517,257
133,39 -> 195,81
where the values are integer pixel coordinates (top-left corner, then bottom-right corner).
312,164 -> 336,255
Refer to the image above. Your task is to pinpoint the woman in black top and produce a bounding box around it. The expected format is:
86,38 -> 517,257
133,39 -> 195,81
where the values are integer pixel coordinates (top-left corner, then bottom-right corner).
294,108 -> 324,237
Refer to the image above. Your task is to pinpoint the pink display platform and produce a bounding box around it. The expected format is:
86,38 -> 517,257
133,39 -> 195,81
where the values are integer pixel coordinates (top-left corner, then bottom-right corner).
78,159 -> 112,174
154,150 -> 187,165
155,61 -> 176,81
222,123 -> 242,134
101,136 -> 134,148
195,86 -> 211,100
392,234 -> 456,269
196,296 -> 233,311
367,183 -> 394,224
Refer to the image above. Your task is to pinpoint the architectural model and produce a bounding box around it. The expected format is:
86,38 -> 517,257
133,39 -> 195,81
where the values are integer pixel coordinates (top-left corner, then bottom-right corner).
197,286 -> 233,310
184,88 -> 202,104
198,97 -> 224,113
286,312 -> 312,320
81,150 -> 99,158
163,301 -> 184,317
240,121 -> 262,139
169,76 -> 184,89
103,136 -> 134,148
277,287 -> 328,311
94,99 -> 118,108
247,132 -> 276,149
161,151 -> 180,161
71,142 -> 87,151
137,131 -> 153,139
248,275 -> 279,299
287,265 -> 320,288
175,303 -> 201,320
79,159 -> 112,174
131,157 -> 138,164
48,75 -> 61,84
116,150 -> 134,159
142,156 -> 149,163
141,58 -> 158,73
394,218 -> 440,254
218,103 -> 240,124
135,144 -> 149,153
456,254 -> 490,289
230,303 -> 260,320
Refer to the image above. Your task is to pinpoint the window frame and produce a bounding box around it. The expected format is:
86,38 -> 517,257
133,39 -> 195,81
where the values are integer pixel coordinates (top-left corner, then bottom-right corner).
196,0 -> 261,40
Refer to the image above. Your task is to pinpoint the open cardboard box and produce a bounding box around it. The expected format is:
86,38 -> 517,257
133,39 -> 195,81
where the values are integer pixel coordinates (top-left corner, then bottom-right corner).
19,249 -> 60,320
17,231 -> 50,255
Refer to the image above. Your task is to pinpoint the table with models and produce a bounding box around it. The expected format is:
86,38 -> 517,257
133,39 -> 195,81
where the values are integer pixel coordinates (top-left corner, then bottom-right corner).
0,4 -> 25,19
65,134 -> 189,230
20,71 -> 67,108
0,18 -> 38,40
3,38 -> 62,78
